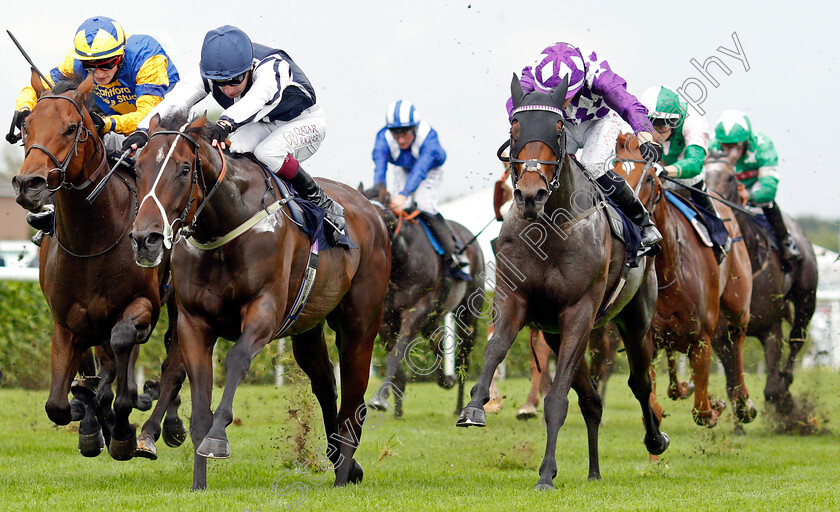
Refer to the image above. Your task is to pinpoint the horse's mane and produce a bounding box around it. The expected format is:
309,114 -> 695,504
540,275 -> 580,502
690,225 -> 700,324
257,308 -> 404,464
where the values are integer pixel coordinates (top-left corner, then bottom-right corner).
49,73 -> 99,113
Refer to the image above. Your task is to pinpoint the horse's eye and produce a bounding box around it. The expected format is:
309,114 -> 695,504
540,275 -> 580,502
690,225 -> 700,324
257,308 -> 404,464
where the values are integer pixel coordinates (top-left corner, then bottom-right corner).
179,163 -> 191,177
66,124 -> 77,136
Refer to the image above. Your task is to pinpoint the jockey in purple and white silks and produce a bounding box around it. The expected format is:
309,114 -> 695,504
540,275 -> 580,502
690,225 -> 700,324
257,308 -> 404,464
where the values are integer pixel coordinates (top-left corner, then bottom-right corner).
132,25 -> 345,243
372,100 -> 470,280
508,42 -> 662,248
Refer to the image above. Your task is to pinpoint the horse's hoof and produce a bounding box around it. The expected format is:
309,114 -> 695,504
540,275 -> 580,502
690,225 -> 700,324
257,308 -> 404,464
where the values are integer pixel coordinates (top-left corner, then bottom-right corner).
588,472 -> 602,481
456,406 -> 486,428
366,396 -> 389,411
135,433 -> 158,460
438,375 -> 457,390
109,434 -> 137,461
732,423 -> 746,436
78,429 -> 105,457
162,417 -> 187,447
534,482 -> 555,491
197,437 -> 230,459
644,431 -> 670,456
712,399 -> 727,412
348,460 -> 364,484
517,404 -> 538,420
485,398 -> 504,414
736,399 -> 757,424
394,407 -> 404,419
135,393 -> 153,411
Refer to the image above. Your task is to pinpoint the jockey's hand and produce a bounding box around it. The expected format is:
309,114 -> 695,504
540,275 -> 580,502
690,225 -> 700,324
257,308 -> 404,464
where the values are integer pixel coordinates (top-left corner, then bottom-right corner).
653,163 -> 667,176
390,193 -> 408,215
89,112 -> 106,135
14,108 -> 29,130
210,120 -> 234,150
121,130 -> 148,155
639,141 -> 663,164
737,183 -> 749,205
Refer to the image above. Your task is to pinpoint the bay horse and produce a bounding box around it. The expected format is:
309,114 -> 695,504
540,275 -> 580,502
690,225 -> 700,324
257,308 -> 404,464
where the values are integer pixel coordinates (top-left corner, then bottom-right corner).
360,184 -> 486,417
705,153 -> 818,412
129,113 -> 391,490
10,72 -> 184,460
457,75 -> 669,489
616,133 -> 755,428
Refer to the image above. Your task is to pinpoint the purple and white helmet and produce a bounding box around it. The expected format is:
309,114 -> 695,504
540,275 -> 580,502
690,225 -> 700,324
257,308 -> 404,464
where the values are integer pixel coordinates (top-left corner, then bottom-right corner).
529,42 -> 586,99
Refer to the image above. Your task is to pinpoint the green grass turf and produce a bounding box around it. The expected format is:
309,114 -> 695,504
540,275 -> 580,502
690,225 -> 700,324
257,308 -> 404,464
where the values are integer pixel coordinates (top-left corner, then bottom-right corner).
0,368 -> 838,511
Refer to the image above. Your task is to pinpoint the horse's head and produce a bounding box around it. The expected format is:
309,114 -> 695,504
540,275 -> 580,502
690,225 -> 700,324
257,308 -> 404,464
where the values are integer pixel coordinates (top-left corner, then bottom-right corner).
613,132 -> 658,205
130,113 -> 210,267
358,182 -> 390,205
704,151 -> 741,204
506,73 -> 569,221
12,71 -> 101,210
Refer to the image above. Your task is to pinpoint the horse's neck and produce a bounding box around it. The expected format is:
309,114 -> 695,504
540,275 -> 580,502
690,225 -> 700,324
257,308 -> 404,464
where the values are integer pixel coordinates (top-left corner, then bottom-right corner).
543,159 -> 596,222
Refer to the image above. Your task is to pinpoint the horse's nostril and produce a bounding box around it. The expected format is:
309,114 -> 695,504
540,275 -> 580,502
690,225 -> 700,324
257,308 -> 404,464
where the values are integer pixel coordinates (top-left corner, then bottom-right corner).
514,189 -> 524,205
535,189 -> 549,204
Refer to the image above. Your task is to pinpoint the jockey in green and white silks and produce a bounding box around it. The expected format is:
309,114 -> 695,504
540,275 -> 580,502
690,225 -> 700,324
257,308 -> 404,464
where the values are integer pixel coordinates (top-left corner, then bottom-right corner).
638,85 -> 728,262
710,110 -> 801,263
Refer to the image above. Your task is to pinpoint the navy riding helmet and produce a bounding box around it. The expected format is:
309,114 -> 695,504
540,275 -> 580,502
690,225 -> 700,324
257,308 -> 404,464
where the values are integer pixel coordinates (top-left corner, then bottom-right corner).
199,25 -> 254,80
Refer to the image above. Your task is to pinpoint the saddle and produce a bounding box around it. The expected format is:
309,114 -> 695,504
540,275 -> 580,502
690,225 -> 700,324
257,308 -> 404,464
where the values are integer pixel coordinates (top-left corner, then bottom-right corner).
664,190 -> 730,249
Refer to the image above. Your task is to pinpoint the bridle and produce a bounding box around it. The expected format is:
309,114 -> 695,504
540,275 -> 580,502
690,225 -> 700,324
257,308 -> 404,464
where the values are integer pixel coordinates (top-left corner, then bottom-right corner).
139,124 -> 227,249
497,104 -> 568,193
24,94 -> 106,192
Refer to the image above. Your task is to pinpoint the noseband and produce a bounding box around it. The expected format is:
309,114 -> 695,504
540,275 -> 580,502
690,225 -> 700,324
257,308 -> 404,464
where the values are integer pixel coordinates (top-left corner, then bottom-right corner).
498,104 -> 567,193
24,94 -> 105,192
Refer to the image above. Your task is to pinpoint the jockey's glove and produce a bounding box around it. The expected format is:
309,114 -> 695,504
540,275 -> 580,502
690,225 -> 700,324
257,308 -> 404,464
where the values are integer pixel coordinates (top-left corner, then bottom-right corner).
122,130 -> 149,152
639,141 -> 663,164
209,120 -> 234,146
89,112 -> 106,135
14,108 -> 29,130
653,163 -> 667,176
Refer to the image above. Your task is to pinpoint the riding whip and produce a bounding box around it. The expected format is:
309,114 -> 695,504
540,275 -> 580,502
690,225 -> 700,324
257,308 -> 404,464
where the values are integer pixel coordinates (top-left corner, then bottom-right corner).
86,149 -> 131,203
658,174 -> 757,216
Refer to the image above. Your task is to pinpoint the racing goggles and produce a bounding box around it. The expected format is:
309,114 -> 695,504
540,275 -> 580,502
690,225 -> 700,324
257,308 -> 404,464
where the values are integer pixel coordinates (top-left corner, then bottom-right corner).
213,72 -> 248,87
81,55 -> 123,71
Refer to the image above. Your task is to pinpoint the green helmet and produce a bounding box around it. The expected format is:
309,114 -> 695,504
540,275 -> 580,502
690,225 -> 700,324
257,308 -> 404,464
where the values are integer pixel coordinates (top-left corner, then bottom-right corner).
640,85 -> 687,124
714,110 -> 752,143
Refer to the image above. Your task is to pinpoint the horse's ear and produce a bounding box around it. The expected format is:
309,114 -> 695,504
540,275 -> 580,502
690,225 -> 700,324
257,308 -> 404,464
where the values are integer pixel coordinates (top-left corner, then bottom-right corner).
549,75 -> 570,107
76,73 -> 95,100
148,113 -> 161,132
510,73 -> 525,108
31,69 -> 47,98
189,112 -> 208,132
357,182 -> 364,193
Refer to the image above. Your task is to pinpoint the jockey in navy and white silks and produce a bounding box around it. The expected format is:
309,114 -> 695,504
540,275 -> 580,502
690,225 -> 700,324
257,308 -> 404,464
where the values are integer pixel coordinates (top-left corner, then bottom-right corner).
508,42 -> 663,248
133,25 -> 345,242
372,100 -> 470,279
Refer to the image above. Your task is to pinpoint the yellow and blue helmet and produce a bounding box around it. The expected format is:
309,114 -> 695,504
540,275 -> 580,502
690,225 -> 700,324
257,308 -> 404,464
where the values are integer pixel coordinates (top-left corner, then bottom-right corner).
73,16 -> 126,61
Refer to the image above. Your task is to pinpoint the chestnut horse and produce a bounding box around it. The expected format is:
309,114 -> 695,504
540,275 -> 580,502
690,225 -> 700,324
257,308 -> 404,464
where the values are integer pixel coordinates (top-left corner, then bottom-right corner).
129,114 -> 391,490
360,184 -> 486,417
616,134 -> 755,428
457,76 -> 668,489
705,153 -> 818,412
10,72 -> 184,460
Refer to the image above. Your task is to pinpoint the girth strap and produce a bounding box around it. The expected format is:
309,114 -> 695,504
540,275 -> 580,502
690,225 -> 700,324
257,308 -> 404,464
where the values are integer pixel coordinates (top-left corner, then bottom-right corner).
273,241 -> 320,339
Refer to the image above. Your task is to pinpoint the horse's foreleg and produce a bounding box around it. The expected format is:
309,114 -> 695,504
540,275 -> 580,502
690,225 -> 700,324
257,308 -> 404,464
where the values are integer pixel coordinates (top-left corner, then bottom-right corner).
45,324 -> 84,426
535,318 -> 590,490
688,337 -> 719,427
457,292 -> 527,428
177,313 -> 215,491
572,358 -> 602,480
666,350 -> 693,400
108,297 -> 154,461
761,326 -> 788,405
518,330 -> 551,420
198,296 -> 275,460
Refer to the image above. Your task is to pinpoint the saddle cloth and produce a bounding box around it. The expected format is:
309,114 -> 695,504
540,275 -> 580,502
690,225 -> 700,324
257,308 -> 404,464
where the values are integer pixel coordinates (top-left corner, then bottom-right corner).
664,190 -> 729,248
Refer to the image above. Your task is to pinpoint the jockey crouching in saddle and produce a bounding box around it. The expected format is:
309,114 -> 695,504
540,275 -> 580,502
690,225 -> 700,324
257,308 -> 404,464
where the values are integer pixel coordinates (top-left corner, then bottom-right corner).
509,42 -> 663,252
372,100 -> 471,280
710,109 -> 801,268
13,16 -> 179,246
128,25 -> 345,244
638,85 -> 730,263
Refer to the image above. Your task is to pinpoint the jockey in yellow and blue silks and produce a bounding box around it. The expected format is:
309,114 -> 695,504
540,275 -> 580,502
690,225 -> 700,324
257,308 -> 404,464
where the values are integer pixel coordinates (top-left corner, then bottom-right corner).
12,16 -> 178,244
710,110 -> 801,264
14,16 -> 178,146
372,100 -> 470,280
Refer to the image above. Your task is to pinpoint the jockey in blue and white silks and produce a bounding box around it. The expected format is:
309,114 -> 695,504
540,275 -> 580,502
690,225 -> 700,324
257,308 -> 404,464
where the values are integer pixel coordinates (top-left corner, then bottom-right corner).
372,100 -> 470,280
133,25 -> 345,243
509,42 -> 663,248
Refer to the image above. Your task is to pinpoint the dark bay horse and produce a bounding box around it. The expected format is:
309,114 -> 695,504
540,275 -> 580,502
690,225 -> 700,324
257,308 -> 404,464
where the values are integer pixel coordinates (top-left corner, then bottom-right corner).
10,72 -> 184,460
360,184 -> 486,417
129,114 -> 391,490
705,154 -> 818,412
457,75 -> 669,489
616,134 -> 755,428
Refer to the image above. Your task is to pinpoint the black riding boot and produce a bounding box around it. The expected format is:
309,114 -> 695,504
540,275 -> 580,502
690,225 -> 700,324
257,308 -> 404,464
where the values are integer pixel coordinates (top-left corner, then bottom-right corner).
418,211 -> 471,280
290,166 -> 346,245
762,202 -> 801,266
26,204 -> 55,246
691,180 -> 729,263
595,170 -> 662,248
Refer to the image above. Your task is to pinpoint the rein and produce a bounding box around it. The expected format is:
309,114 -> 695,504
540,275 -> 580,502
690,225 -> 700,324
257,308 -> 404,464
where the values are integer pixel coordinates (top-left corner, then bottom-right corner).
394,209 -> 420,236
